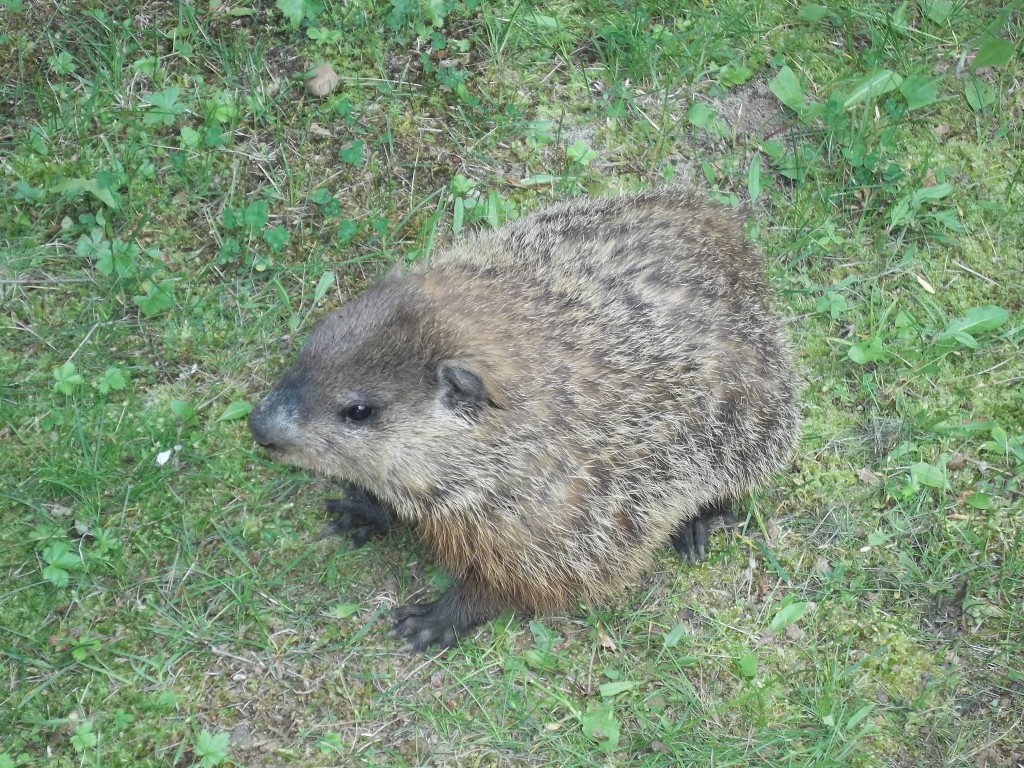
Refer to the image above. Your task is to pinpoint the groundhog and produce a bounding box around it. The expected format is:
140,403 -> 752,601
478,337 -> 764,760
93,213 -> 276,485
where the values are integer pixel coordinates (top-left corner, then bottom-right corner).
248,191 -> 801,651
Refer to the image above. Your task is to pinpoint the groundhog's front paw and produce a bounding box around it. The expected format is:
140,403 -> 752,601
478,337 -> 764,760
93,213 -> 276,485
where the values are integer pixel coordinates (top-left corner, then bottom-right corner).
391,601 -> 461,651
318,491 -> 394,548
671,500 -> 739,564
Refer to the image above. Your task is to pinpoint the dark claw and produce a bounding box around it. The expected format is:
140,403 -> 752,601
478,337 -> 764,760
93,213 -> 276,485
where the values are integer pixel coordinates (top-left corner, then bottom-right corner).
391,601 -> 461,651
673,519 -> 697,564
671,500 -> 740,564
389,579 -> 494,652
318,488 -> 394,548
693,514 -> 709,561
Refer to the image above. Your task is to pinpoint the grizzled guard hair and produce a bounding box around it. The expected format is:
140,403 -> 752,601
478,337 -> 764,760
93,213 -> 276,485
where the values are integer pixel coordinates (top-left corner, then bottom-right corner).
249,191 -> 801,651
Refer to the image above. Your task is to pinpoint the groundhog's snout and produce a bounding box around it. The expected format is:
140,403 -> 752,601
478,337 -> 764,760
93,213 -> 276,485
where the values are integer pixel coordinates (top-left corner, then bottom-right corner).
248,380 -> 304,453
247,402 -> 279,450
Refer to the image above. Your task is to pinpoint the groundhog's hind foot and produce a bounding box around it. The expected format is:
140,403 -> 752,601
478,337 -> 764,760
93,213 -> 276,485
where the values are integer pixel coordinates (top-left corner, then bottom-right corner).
318,488 -> 395,548
671,500 -> 739,564
391,602 -> 463,651
391,579 -> 496,652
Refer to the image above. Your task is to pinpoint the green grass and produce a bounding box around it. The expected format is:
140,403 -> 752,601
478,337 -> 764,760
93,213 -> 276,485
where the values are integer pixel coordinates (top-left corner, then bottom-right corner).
2,0 -> 1022,765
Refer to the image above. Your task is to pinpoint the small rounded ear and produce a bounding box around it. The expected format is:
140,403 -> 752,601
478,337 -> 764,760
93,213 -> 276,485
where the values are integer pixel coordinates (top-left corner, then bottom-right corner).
436,359 -> 506,409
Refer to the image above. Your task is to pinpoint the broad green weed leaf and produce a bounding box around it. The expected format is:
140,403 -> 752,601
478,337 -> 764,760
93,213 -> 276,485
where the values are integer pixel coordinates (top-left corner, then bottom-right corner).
180,125 -> 201,149
44,541 -> 80,570
337,219 -> 358,242
599,681 -> 639,697
515,175 -> 557,187
748,154 -> 762,203
737,653 -> 758,678
931,209 -> 964,232
314,270 -> 335,303
134,280 -> 175,316
581,701 -> 620,752
663,621 -> 686,649
339,140 -> 364,165
317,733 -> 344,754
15,180 -> 44,203
843,69 -> 902,108
273,279 -> 293,316
769,66 -> 805,114
847,703 -> 875,730
57,177 -> 119,209
848,337 -> 884,364
43,565 -> 71,587
97,367 -> 127,394
453,196 -> 465,235
965,80 -> 996,111
891,1 -> 910,34
915,183 -> 954,202
142,86 -> 185,127
950,331 -> 979,349
686,102 -> 717,129
770,601 -> 808,631
982,428 -> 1024,461
218,401 -> 253,422
719,62 -> 753,87
528,619 -> 558,649
523,12 -> 558,28
263,226 -> 289,252
102,239 -> 139,278
899,75 -> 941,110
76,230 -> 108,260
276,0 -> 305,27
242,200 -> 269,230
965,492 -> 990,510
194,730 -> 231,767
566,139 -> 596,165
944,305 -> 1009,336
798,4 -> 829,22
523,648 -> 562,671
49,51 -> 76,75
889,195 -> 912,227
327,603 -> 360,619
206,90 -> 236,123
922,0 -> 952,23
170,400 -> 196,424
204,124 -> 227,148
971,38 -> 1013,70
817,292 -> 849,318
71,722 -> 97,753
52,363 -> 84,394
42,541 -> 79,587
911,462 -> 947,489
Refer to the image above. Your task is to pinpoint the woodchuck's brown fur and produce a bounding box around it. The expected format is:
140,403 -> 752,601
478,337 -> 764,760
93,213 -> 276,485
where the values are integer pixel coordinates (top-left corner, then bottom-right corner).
249,191 -> 801,650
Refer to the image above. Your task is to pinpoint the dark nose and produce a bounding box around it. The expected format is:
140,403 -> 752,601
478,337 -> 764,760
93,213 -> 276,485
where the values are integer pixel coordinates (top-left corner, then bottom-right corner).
248,380 -> 304,451
248,400 -> 278,449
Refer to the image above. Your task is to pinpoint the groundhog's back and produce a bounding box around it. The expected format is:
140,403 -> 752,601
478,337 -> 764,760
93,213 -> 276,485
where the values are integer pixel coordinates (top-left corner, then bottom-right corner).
390,192 -> 799,608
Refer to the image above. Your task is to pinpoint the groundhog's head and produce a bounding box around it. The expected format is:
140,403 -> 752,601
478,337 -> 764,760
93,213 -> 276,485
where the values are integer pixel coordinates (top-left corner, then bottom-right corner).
248,278 -> 508,500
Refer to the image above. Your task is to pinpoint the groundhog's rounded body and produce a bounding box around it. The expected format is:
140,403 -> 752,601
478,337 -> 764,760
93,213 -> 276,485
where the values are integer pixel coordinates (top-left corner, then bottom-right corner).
250,191 -> 801,648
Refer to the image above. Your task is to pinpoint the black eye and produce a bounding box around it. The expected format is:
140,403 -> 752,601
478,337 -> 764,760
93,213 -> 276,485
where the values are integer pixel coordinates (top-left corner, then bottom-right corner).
342,404 -> 374,423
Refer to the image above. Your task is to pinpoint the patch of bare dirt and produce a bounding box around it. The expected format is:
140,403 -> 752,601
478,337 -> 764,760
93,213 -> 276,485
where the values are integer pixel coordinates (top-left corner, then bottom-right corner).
709,78 -> 789,142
